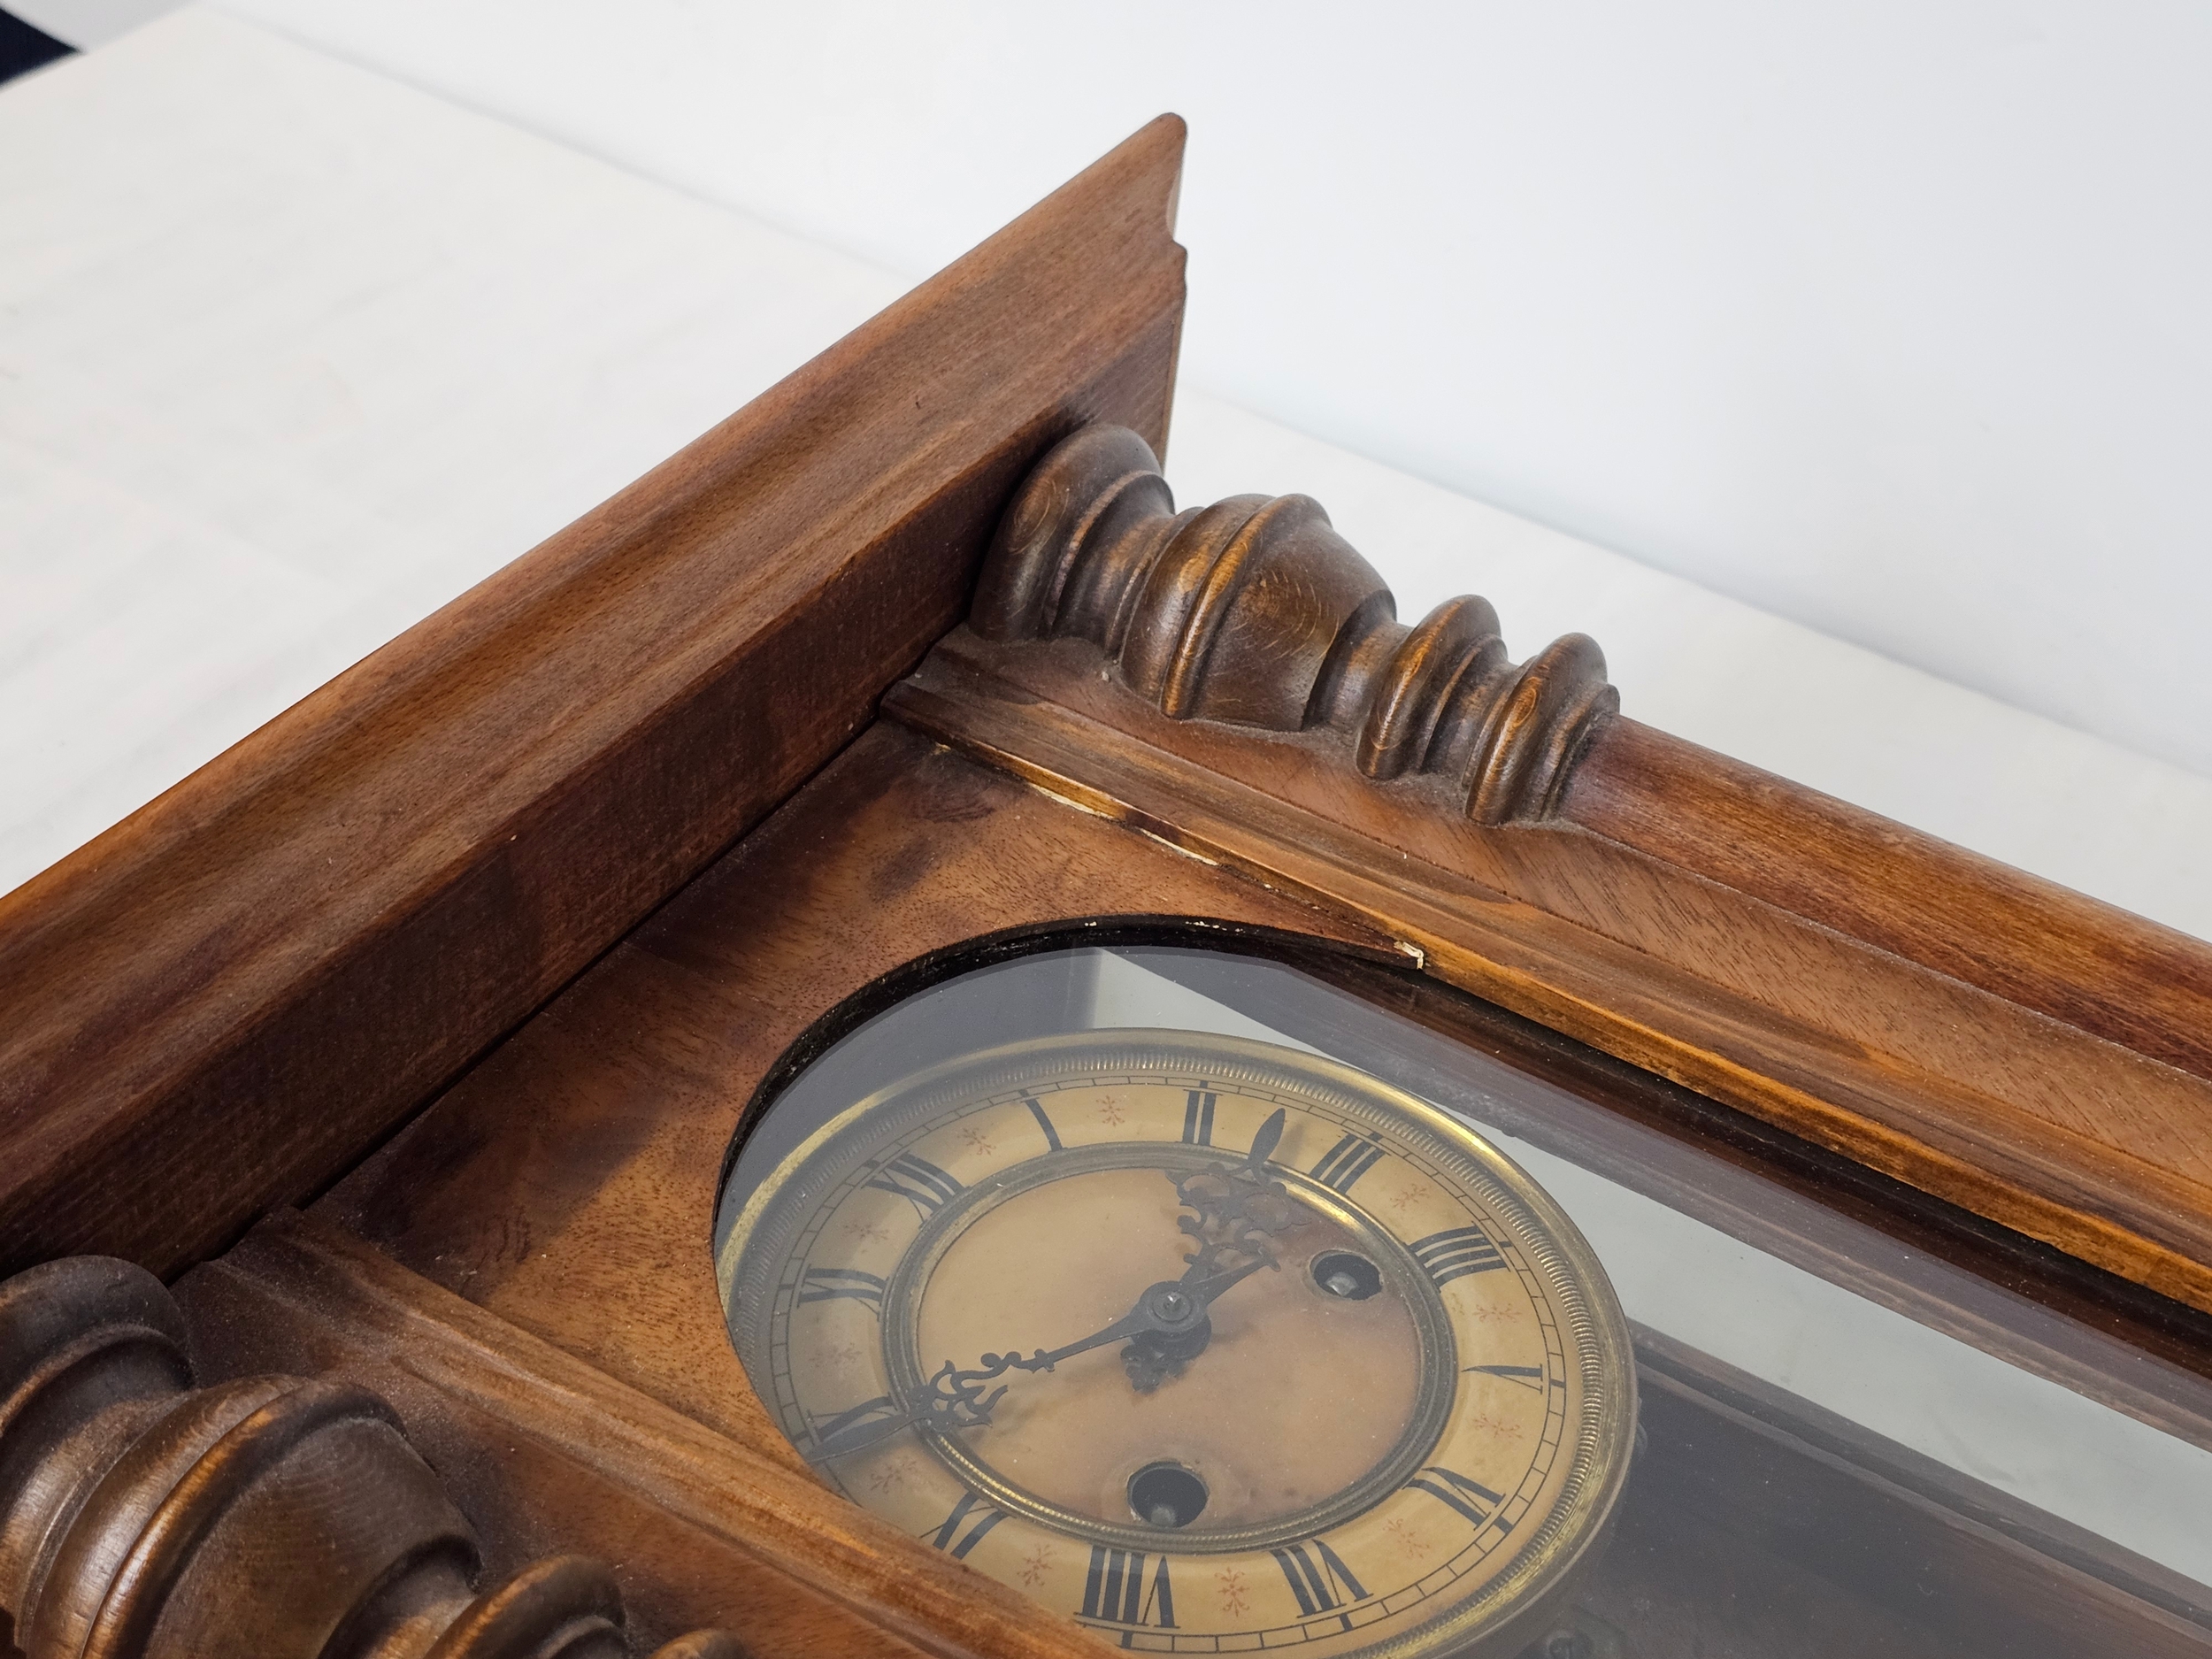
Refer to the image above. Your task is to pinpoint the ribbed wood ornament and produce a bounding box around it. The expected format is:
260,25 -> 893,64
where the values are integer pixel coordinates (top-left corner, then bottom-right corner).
973,425 -> 1617,825
0,1256 -> 741,1659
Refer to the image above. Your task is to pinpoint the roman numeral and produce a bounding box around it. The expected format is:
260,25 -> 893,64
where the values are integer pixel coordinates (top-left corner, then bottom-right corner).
1308,1133 -> 1385,1195
926,1490 -> 1007,1560
1078,1547 -> 1177,1631
1180,1089 -> 1217,1145
1410,1225 -> 1506,1287
1023,1096 -> 1063,1151
1464,1363 -> 1544,1389
796,1266 -> 885,1312
1269,1538 -> 1367,1619
1407,1465 -> 1506,1527
803,1394 -> 901,1459
864,1153 -> 964,1219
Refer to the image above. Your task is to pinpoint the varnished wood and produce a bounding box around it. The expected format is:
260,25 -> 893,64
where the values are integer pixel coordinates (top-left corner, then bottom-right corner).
889,642 -> 2212,1311
0,119 -> 1188,1283
0,1254 -> 735,1658
890,434 -> 2212,1314
314,723 -> 1379,1448
1563,718 -> 2212,1081
975,426 -> 1614,823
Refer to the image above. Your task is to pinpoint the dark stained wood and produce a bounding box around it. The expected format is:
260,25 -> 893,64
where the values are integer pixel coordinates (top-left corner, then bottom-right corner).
313,722 -> 1381,1446
0,119 -> 1189,1284
0,1252 -> 738,1658
975,426 -> 1614,823
177,1209 -> 1131,1659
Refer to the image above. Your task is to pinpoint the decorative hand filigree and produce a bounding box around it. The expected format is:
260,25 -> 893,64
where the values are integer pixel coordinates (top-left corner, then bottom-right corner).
1122,1106 -> 1301,1388
1171,1105 -> 1297,1279
959,1109 -> 1306,1394
803,1357 -> 1013,1463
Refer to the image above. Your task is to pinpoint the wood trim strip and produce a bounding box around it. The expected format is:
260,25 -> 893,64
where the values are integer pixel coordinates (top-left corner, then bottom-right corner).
0,119 -> 1188,1281
1563,718 -> 2212,1082
885,645 -> 2212,1314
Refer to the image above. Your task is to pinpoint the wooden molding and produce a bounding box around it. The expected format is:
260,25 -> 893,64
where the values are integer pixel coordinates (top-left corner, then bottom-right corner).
888,427 -> 2212,1316
0,120 -> 1188,1282
975,425 -> 1616,824
0,1253 -> 737,1658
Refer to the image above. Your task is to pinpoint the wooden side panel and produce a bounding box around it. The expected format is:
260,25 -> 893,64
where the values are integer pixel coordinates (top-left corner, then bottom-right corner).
929,422 -> 2212,1317
0,119 -> 1188,1280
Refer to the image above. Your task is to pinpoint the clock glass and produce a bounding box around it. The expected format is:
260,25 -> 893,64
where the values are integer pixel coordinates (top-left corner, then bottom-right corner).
717,964 -> 1634,1659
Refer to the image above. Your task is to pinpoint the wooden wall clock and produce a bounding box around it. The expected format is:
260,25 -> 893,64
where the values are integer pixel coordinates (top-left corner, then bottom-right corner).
5,117 -> 2212,1659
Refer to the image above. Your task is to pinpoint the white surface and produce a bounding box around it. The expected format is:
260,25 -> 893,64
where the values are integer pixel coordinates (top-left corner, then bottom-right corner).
3,6 -> 2210,950
0,10 -> 900,891
211,0 -> 2212,782
1091,950 -> 2212,1590
9,0 -> 180,49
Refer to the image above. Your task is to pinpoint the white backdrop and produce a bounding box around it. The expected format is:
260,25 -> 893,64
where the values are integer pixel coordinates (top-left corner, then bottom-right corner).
167,0 -> 2212,781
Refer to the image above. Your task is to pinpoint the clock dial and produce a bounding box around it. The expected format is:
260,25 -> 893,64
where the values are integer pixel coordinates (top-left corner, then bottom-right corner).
718,1031 -> 1633,1659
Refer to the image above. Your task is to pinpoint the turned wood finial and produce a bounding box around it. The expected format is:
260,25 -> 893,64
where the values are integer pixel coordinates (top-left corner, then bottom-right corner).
974,426 -> 1618,825
0,1256 -> 737,1659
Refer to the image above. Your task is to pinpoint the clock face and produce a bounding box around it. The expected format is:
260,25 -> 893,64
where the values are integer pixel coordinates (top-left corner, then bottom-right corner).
718,1030 -> 1633,1659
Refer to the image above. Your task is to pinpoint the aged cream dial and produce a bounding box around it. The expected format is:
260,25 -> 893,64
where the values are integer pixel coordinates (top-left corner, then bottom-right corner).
718,1031 -> 1633,1658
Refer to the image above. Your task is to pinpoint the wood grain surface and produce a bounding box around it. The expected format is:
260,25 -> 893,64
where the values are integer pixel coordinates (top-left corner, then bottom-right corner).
890,631 -> 2212,1314
0,119 -> 1188,1283
1563,718 -> 2212,1081
314,723 -> 1379,1448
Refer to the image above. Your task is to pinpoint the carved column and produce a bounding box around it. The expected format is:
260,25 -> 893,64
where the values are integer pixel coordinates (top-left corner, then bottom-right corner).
973,424 -> 1618,824
0,1256 -> 738,1659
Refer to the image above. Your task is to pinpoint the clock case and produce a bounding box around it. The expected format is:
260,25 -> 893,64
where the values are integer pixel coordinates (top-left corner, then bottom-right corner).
5,118 -> 2212,1658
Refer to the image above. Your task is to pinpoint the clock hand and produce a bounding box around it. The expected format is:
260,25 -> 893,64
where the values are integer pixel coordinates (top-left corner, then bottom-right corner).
817,1112 -> 1307,1459
806,1256 -> 1276,1463
987,1252 -> 1275,1374
802,1354 -> 1015,1464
